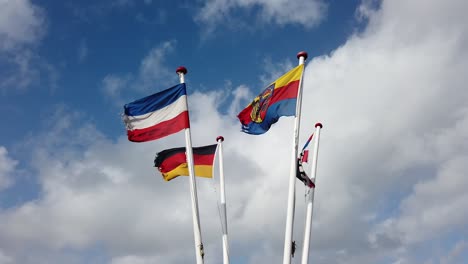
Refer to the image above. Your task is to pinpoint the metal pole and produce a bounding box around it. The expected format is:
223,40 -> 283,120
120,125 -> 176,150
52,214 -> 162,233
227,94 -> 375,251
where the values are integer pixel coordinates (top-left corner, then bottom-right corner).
216,136 -> 230,264
176,66 -> 204,264
301,123 -> 323,264
282,51 -> 308,264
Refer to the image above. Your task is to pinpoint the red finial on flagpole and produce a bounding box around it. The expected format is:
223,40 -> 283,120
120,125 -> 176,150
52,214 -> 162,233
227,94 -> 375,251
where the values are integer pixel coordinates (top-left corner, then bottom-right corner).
216,136 -> 224,142
176,66 -> 187,75
297,51 -> 308,60
315,122 -> 323,128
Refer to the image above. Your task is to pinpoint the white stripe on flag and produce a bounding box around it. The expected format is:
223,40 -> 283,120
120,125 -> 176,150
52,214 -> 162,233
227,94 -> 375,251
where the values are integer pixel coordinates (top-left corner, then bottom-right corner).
124,95 -> 187,130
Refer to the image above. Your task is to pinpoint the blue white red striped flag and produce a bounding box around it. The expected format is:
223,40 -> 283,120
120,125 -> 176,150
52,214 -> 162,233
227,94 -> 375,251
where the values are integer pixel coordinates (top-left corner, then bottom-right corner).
301,133 -> 314,163
123,83 -> 189,142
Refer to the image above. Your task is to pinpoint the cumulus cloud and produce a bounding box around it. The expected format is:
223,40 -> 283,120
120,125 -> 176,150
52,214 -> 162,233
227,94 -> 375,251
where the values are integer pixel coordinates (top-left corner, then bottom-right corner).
297,0 -> 468,262
0,249 -> 13,264
195,0 -> 327,34
0,49 -> 39,91
0,0 -> 45,51
1,0 -> 468,263
0,0 -> 57,92
101,74 -> 132,105
440,240 -> 467,264
0,147 -> 17,190
101,40 -> 177,103
0,94 -> 265,263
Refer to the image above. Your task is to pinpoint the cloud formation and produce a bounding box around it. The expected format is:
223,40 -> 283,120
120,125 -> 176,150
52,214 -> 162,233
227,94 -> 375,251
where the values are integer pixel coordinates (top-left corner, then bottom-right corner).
1,0 -> 468,263
195,0 -> 327,33
101,40 -> 177,104
0,0 -> 56,92
0,147 -> 17,190
0,0 -> 45,51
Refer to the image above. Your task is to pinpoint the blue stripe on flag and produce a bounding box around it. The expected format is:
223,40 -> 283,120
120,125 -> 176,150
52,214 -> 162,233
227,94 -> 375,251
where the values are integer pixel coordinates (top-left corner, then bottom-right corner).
240,98 -> 296,135
302,133 -> 314,151
124,83 -> 186,116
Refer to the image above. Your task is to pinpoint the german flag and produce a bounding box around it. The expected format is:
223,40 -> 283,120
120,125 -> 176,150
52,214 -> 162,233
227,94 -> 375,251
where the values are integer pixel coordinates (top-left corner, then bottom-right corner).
154,144 -> 217,181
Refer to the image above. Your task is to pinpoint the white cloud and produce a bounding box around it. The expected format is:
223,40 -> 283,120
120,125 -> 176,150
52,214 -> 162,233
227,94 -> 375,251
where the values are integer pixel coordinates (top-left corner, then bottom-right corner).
440,240 -> 467,264
110,255 -> 176,264
101,74 -> 132,104
0,146 -> 17,190
195,0 -> 327,33
297,0 -> 468,261
137,40 -> 175,89
0,49 -> 60,92
0,0 -> 54,92
0,0 -> 45,51
0,49 -> 39,90
2,0 -> 468,263
0,249 -> 13,264
370,154 -> 468,248
101,40 -> 177,102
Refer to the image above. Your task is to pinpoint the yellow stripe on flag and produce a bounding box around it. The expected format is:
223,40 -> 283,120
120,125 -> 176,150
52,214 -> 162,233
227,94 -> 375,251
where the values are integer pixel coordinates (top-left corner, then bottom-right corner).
162,163 -> 214,181
271,64 -> 304,89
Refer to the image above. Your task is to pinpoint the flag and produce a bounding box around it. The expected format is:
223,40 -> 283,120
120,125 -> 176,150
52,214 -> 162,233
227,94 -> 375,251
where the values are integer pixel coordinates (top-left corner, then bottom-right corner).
154,144 -> 217,181
297,158 -> 315,188
301,150 -> 309,163
297,132 -> 315,188
301,133 -> 314,163
237,64 -> 304,134
122,83 -> 189,142
301,133 -> 314,152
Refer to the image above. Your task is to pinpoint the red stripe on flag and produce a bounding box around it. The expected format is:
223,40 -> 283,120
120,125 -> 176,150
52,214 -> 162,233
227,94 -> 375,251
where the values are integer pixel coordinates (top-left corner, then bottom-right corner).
269,80 -> 300,105
237,104 -> 254,126
127,111 -> 189,142
193,153 -> 216,166
158,148 -> 216,173
237,80 -> 299,126
302,150 -> 309,163
159,152 -> 186,173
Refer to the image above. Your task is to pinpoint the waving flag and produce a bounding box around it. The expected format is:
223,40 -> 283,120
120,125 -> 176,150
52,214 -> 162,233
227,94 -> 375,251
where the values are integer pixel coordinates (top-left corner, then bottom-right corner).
301,133 -> 314,163
237,64 -> 304,134
123,83 -> 189,142
297,133 -> 315,188
154,144 -> 217,181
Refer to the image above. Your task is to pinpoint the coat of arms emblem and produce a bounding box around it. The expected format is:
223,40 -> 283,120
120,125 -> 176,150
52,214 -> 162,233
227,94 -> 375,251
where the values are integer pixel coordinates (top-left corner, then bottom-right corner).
250,84 -> 274,123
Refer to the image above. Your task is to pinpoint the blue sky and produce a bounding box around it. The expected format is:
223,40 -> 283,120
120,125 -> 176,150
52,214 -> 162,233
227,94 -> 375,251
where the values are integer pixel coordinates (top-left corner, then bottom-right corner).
1,0 -> 468,264
2,0 -> 360,143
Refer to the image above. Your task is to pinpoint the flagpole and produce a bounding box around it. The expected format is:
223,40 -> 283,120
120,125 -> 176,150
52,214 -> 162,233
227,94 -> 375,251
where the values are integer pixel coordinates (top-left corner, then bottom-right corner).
301,123 -> 323,264
176,66 -> 205,264
216,136 -> 230,264
283,51 -> 308,264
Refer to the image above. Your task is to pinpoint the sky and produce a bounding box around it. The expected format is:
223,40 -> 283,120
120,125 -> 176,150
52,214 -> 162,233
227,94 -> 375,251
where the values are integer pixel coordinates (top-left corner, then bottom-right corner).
0,0 -> 468,263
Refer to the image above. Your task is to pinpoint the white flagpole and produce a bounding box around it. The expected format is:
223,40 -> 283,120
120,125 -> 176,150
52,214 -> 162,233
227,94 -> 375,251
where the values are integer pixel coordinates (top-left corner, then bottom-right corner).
216,136 -> 230,264
283,51 -> 308,264
176,66 -> 205,264
301,123 -> 323,264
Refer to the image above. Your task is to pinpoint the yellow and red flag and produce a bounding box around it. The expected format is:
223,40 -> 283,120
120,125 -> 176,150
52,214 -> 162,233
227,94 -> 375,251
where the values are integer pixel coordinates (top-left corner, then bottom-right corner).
237,64 -> 304,134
